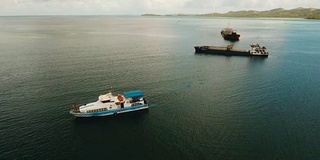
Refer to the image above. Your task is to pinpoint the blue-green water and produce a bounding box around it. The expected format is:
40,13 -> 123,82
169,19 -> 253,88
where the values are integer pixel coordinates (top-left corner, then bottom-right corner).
0,16 -> 320,159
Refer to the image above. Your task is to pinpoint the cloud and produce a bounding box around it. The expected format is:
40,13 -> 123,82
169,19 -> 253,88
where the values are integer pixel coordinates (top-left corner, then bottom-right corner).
1,0 -> 320,15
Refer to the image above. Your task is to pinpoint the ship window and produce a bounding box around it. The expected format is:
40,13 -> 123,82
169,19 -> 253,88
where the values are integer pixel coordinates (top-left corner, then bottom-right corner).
102,100 -> 111,103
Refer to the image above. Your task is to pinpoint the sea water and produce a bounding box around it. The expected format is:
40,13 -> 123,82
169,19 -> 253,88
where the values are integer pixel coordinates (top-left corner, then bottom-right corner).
0,16 -> 320,159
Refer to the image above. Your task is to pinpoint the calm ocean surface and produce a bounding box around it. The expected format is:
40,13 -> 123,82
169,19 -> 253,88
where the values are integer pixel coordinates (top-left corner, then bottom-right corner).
0,16 -> 320,159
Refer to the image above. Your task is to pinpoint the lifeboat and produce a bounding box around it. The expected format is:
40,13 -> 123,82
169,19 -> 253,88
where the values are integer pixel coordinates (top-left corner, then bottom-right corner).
117,94 -> 124,101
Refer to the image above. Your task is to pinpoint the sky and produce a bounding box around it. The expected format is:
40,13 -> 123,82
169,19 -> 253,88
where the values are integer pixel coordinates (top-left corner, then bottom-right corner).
1,0 -> 320,15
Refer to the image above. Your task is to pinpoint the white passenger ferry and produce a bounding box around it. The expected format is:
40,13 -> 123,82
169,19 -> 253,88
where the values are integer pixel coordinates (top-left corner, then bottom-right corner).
70,90 -> 148,117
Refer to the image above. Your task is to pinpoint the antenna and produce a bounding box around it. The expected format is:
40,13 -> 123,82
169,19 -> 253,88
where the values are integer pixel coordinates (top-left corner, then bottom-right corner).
109,86 -> 113,93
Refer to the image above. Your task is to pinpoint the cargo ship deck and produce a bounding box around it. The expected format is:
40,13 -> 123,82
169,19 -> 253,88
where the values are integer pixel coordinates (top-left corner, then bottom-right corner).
194,44 -> 268,57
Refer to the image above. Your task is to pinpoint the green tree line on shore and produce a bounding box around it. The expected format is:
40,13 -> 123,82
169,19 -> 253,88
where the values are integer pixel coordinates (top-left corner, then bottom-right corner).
142,8 -> 320,19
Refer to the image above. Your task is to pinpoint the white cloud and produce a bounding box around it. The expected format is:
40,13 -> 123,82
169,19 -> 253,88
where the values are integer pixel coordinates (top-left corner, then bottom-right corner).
0,0 -> 319,15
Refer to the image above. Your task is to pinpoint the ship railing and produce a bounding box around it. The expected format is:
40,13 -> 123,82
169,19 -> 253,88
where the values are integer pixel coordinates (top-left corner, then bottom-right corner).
71,104 -> 81,112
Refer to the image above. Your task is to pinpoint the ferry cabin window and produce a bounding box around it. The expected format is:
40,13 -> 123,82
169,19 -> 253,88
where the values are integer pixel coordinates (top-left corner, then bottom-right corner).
91,108 -> 108,112
131,97 -> 141,102
102,100 -> 111,103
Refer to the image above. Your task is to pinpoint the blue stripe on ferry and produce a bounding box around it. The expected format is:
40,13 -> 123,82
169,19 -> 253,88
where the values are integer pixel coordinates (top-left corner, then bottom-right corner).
77,104 -> 148,116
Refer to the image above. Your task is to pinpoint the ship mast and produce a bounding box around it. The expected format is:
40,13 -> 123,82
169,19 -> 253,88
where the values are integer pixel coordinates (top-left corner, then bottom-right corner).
109,86 -> 112,93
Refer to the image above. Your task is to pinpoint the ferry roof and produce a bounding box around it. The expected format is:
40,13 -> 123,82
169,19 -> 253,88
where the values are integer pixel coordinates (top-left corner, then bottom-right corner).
123,90 -> 143,98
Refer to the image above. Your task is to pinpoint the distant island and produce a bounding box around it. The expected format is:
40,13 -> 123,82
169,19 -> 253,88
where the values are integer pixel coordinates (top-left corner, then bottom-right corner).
142,8 -> 320,20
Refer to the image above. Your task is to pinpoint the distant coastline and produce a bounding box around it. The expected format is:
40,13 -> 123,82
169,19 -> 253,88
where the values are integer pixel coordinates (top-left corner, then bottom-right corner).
142,7 -> 320,20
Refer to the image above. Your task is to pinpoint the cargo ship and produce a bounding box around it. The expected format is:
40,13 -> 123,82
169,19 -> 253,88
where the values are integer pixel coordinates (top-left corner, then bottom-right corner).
194,44 -> 269,57
221,28 -> 240,41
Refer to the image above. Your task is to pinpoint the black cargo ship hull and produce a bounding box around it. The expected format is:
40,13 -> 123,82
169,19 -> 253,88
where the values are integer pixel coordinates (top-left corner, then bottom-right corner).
221,31 -> 240,41
195,46 -> 250,56
221,33 -> 240,41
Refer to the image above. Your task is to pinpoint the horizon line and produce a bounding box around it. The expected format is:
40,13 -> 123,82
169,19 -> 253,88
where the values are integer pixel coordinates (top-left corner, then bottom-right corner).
0,7 -> 318,17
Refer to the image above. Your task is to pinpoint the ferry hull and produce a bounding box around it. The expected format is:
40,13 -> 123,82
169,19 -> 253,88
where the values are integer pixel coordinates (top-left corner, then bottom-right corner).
70,104 -> 149,118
